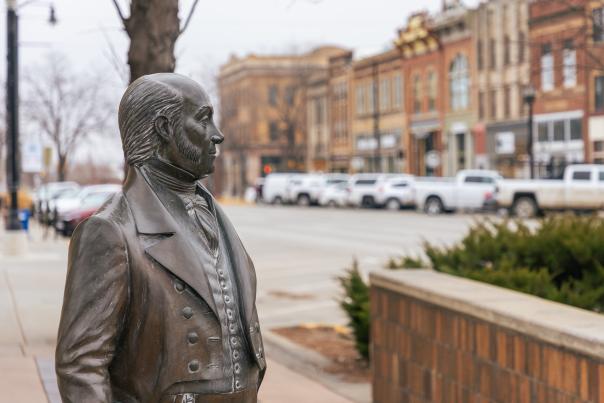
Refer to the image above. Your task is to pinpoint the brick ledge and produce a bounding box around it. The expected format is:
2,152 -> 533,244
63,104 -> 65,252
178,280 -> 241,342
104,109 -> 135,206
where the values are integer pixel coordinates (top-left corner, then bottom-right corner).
370,269 -> 604,360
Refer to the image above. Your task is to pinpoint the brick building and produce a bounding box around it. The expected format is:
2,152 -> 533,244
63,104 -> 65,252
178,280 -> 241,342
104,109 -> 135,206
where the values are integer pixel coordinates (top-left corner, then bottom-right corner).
396,13 -> 444,176
350,49 -> 406,173
327,51 -> 354,173
475,0 -> 530,178
529,0 -> 589,177
432,2 -> 477,176
217,46 -> 348,196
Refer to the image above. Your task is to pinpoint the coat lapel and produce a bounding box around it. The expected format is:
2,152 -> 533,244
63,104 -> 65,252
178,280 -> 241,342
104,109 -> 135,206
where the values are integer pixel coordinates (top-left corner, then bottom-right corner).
200,185 -> 257,328
123,167 -> 218,319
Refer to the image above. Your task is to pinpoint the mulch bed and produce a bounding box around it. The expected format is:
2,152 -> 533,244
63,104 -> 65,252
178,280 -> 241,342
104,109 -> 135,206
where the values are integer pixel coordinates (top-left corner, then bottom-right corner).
273,325 -> 370,383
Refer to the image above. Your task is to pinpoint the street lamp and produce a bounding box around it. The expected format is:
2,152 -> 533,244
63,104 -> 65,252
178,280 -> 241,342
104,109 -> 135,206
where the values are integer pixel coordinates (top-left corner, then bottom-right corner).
523,84 -> 536,179
4,0 -> 56,231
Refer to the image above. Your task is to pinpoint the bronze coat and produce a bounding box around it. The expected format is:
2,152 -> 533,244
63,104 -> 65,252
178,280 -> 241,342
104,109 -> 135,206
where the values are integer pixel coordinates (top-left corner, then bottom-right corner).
55,167 -> 266,403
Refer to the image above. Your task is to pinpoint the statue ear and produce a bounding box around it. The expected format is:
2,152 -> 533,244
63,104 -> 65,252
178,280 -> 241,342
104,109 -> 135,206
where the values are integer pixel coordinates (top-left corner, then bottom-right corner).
154,115 -> 172,143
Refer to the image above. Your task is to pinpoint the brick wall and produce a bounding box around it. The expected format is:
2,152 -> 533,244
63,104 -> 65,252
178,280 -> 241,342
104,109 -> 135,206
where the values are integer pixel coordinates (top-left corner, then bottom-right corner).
370,270 -> 604,403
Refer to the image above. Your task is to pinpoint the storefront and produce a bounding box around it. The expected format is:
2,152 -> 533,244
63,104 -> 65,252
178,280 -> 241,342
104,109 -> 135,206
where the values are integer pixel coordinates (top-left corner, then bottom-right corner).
409,119 -> 441,176
352,130 -> 403,173
486,119 -> 529,178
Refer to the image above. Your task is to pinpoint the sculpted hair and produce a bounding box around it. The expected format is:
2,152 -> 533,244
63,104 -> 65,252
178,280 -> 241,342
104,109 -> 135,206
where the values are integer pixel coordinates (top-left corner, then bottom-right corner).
118,76 -> 183,166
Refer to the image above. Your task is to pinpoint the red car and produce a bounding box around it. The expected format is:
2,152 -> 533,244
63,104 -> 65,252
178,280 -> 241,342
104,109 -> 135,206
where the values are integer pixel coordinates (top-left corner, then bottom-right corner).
55,190 -> 118,236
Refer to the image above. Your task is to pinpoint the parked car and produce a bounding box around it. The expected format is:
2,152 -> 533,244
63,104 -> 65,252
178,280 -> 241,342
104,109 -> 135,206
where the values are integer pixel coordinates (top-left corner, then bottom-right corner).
53,184 -> 121,231
318,182 -> 349,207
55,188 -> 120,236
287,173 -> 349,206
494,164 -> 604,218
373,175 -> 416,210
34,181 -> 80,221
414,170 -> 502,214
262,173 -> 301,204
346,174 -> 406,208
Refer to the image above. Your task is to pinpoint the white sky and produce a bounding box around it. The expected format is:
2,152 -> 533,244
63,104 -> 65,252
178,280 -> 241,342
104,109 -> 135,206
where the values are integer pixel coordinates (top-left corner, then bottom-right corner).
0,0 -> 479,170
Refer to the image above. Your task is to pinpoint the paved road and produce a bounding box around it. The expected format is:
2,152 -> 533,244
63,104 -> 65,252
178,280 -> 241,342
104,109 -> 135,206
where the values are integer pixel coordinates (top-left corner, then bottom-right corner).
228,205 -> 478,328
0,205 -> 480,402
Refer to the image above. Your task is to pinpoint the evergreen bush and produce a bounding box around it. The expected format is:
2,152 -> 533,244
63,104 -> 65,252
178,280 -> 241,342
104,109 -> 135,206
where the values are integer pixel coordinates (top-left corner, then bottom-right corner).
338,215 -> 604,360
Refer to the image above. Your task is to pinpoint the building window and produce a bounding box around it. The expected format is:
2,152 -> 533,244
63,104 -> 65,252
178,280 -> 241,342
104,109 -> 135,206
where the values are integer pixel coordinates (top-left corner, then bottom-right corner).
449,55 -> 469,111
553,121 -> 565,142
269,121 -> 279,140
355,85 -> 365,115
393,73 -> 402,109
285,86 -> 295,106
489,38 -> 496,69
563,40 -> 577,88
367,82 -> 375,114
380,78 -> 391,112
518,32 -> 525,64
570,118 -> 582,141
413,74 -> 422,113
479,91 -> 485,120
537,122 -> 549,142
489,89 -> 497,120
504,35 -> 511,66
594,140 -> 604,152
541,43 -> 554,92
593,8 -> 604,42
504,85 -> 510,119
428,71 -> 437,112
595,76 -> 604,111
456,133 -> 466,168
268,85 -> 278,106
477,40 -> 483,71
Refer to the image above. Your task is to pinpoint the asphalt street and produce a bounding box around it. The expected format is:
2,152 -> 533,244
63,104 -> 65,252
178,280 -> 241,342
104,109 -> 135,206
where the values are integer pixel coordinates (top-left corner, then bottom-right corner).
226,205 -> 478,329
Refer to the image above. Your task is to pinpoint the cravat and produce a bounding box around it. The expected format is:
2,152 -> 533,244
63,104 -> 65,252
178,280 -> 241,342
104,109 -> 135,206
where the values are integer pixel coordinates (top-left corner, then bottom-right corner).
183,193 -> 219,257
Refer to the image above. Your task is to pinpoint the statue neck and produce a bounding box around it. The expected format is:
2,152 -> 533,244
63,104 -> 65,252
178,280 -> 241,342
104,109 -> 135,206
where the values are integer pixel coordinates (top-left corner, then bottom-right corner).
143,158 -> 198,195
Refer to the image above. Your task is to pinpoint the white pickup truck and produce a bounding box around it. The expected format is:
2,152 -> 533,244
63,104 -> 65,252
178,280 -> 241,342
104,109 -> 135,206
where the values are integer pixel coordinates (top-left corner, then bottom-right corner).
495,164 -> 604,218
415,170 -> 502,214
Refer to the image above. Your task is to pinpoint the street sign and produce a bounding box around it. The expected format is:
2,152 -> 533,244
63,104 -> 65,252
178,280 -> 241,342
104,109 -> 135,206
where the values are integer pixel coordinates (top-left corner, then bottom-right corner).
22,141 -> 43,173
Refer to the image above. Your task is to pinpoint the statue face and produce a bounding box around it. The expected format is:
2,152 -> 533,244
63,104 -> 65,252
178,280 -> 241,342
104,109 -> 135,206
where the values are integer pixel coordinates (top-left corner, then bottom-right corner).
157,82 -> 224,179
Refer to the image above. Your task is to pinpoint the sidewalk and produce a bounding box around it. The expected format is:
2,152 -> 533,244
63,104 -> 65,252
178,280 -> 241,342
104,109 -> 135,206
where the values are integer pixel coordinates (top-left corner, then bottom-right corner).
0,224 -> 353,403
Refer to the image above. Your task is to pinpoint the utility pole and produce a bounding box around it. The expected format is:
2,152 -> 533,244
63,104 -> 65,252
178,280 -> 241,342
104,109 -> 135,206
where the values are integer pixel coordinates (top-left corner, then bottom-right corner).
523,85 -> 536,179
5,0 -> 20,230
372,62 -> 382,173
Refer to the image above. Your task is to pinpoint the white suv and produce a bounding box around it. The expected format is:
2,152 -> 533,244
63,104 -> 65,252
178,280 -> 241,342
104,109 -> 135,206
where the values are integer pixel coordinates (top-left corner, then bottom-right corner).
346,174 -> 405,208
374,175 -> 416,210
287,173 -> 349,206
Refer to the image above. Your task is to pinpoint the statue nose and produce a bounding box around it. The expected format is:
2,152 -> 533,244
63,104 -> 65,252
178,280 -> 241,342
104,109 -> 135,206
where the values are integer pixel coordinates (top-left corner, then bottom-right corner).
210,127 -> 224,144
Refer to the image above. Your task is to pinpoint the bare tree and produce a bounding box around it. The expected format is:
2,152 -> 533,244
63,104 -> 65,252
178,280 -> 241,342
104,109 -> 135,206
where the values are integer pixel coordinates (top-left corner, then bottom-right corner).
24,53 -> 112,181
111,0 -> 200,82
273,65 -> 315,170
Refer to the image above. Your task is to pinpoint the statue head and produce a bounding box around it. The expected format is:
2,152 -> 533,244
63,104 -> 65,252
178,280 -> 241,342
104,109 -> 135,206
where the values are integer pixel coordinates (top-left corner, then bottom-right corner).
118,73 -> 224,179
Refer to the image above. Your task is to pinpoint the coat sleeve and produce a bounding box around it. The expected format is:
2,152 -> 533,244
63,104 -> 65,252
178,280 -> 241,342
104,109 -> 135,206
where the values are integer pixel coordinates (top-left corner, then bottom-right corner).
55,215 -> 130,403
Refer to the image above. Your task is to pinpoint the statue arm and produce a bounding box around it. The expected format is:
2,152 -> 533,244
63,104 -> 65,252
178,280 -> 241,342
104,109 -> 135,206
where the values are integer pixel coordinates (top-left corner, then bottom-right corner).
55,216 -> 130,403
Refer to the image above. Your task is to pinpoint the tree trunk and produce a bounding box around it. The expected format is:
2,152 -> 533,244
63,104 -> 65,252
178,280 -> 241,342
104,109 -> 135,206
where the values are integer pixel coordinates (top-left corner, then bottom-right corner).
125,0 -> 180,82
58,154 -> 67,182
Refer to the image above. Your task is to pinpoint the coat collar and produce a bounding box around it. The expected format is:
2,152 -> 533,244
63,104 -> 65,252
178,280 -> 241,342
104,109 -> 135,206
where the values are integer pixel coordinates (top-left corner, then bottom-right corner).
123,166 -> 256,326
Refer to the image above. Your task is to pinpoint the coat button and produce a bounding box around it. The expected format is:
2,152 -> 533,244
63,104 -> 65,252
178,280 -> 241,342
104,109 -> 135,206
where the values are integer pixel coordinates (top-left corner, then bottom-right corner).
188,360 -> 200,373
234,363 -> 241,374
188,332 -> 200,345
174,280 -> 185,293
182,307 -> 193,319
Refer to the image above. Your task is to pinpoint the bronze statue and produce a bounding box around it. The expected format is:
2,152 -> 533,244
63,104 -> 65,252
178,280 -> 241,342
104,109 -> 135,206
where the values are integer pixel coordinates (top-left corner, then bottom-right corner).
55,73 -> 266,403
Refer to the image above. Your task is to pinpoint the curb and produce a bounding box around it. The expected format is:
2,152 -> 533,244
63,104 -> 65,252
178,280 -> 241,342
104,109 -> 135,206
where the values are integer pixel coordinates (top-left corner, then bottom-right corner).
263,329 -> 371,403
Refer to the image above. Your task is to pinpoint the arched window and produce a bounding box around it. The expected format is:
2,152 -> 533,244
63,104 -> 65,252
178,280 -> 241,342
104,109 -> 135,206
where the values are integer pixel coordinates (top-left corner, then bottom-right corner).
449,54 -> 469,111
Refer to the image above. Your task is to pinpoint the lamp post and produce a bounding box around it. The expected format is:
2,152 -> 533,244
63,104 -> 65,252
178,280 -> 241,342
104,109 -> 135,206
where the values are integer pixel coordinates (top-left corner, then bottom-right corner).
4,0 -> 56,231
523,84 -> 536,179
5,0 -> 20,230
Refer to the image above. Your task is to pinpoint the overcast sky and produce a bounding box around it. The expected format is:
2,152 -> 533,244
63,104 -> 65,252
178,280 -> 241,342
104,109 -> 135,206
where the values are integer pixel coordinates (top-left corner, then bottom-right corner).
0,0 -> 480,169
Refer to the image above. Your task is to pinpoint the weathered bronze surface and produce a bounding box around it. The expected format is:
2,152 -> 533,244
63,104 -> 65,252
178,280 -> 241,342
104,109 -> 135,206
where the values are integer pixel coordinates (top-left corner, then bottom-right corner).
55,73 -> 266,403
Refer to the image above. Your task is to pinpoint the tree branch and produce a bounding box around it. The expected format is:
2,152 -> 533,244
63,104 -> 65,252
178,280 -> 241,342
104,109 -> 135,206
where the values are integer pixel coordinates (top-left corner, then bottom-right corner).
111,0 -> 129,26
180,0 -> 200,35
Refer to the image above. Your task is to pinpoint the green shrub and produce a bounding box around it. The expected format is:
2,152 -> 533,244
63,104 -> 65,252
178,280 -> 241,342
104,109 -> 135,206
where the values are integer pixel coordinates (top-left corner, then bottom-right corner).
337,259 -> 370,360
394,216 -> 604,312
339,215 -> 604,360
